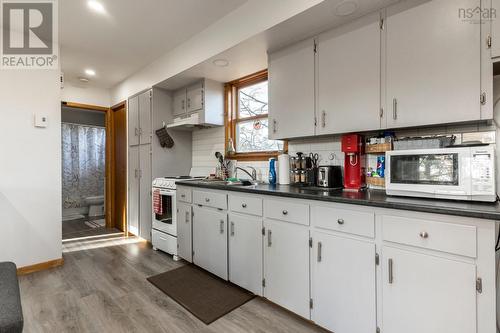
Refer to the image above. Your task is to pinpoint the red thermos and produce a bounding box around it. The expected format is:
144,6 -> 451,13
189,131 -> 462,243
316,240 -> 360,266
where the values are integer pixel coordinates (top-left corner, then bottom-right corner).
341,134 -> 365,191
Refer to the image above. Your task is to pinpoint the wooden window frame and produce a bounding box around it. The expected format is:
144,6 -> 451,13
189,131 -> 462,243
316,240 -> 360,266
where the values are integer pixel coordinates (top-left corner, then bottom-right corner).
225,69 -> 287,161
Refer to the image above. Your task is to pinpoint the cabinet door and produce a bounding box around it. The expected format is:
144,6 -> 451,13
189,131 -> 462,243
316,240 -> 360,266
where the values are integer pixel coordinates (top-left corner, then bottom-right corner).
228,213 -> 263,295
128,96 -> 139,146
264,218 -> 309,318
177,202 -> 192,262
128,146 -> 140,235
193,206 -> 228,280
139,144 -> 152,241
138,90 -> 151,144
173,88 -> 186,117
382,246 -> 476,333
386,0 -> 481,128
317,14 -> 381,134
268,38 -> 315,140
186,82 -> 203,113
312,232 -> 376,333
493,0 -> 500,58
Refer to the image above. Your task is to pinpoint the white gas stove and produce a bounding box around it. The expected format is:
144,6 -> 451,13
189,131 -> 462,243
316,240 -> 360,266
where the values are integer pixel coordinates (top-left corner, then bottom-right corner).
151,176 -> 204,260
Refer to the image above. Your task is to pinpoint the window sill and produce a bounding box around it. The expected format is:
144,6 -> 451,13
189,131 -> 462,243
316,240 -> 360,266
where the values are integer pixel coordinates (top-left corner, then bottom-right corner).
226,151 -> 282,161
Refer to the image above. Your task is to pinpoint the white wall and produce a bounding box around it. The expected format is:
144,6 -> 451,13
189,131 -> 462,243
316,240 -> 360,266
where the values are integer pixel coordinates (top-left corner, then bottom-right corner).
0,70 -> 62,268
62,82 -> 111,107
111,0 -> 323,104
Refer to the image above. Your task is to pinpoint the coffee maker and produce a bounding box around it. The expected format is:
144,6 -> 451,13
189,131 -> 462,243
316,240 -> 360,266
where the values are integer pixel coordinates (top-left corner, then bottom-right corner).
341,134 -> 365,191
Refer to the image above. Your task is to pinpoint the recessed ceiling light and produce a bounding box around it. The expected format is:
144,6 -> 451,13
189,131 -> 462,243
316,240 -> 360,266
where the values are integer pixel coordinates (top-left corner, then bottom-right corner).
87,0 -> 106,14
78,77 -> 90,83
335,1 -> 358,16
212,59 -> 229,67
85,69 -> 96,76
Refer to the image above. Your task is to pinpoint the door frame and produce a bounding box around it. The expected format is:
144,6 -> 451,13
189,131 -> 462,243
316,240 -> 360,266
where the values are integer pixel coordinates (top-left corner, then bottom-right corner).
61,101 -> 127,231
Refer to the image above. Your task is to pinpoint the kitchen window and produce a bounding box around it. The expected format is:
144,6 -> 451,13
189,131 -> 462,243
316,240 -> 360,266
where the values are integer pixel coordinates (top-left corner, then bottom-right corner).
225,69 -> 286,161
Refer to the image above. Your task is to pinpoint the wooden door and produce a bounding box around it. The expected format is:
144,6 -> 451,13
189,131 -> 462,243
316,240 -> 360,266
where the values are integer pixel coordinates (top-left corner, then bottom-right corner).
177,202 -> 192,262
128,96 -> 139,146
382,246 -> 476,333
317,14 -> 381,134
263,218 -> 310,319
312,231 -> 376,333
268,38 -> 315,140
111,103 -> 127,232
386,0 -> 481,128
138,90 -> 151,145
193,206 -> 228,280
228,213 -> 263,295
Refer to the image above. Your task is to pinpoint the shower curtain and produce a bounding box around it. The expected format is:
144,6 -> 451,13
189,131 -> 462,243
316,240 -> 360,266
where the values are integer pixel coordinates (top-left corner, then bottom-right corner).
62,123 -> 106,210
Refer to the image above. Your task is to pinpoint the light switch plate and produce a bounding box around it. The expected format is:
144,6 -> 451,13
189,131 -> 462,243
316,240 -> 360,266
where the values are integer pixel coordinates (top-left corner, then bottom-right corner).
34,114 -> 48,128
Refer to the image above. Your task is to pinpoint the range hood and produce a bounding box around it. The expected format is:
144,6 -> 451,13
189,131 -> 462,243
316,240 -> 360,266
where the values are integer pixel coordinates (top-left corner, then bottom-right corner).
167,113 -> 217,130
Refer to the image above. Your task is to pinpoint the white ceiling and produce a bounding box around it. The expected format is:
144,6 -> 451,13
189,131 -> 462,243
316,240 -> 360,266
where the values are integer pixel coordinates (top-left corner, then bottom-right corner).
59,0 -> 247,89
156,0 -> 401,91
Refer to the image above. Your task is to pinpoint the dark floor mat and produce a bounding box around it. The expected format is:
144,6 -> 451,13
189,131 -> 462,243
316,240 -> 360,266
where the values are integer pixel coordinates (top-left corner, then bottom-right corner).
147,264 -> 255,324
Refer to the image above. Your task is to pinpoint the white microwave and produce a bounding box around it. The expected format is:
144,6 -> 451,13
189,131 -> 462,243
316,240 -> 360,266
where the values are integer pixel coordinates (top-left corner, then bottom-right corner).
385,146 -> 496,202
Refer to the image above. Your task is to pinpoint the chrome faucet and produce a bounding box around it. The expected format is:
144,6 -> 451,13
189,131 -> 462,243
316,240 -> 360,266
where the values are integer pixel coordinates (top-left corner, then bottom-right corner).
236,166 -> 257,181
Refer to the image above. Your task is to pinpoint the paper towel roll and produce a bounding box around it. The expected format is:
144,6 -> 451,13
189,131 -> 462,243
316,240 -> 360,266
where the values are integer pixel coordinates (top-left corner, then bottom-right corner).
278,154 -> 290,185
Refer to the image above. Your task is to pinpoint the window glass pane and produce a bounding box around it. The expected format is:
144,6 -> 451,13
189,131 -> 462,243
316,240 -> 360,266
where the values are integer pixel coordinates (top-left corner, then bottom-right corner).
236,118 -> 283,153
238,81 -> 268,118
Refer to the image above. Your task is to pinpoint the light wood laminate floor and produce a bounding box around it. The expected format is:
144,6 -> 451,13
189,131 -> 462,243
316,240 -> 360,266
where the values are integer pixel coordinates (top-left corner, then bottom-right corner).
19,236 -> 327,333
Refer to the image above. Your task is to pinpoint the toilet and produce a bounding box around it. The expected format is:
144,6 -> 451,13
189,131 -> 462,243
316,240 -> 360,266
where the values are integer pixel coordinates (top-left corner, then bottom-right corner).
85,195 -> 105,218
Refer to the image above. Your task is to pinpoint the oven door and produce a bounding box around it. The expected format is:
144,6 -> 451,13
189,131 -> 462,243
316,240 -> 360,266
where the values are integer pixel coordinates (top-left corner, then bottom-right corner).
152,188 -> 177,236
386,148 -> 471,200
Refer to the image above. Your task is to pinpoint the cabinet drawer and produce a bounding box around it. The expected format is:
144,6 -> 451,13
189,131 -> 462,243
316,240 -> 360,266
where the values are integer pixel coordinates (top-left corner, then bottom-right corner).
382,215 -> 477,258
193,190 -> 227,210
177,187 -> 192,203
312,205 -> 375,238
264,198 -> 309,226
229,195 -> 262,216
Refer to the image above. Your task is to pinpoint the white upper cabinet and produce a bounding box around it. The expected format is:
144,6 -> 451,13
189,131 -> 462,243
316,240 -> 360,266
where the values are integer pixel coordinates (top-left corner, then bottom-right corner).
317,13 -> 381,135
385,0 -> 481,128
186,82 -> 204,113
172,88 -> 186,117
268,38 -> 315,140
138,91 -> 152,144
128,96 -> 139,146
382,246 -> 477,333
492,0 -> 500,58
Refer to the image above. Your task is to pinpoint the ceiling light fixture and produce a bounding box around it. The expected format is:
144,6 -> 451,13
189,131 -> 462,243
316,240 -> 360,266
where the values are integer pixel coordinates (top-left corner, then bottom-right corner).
212,59 -> 229,67
335,1 -> 358,16
78,77 -> 90,83
87,0 -> 106,14
85,69 -> 96,76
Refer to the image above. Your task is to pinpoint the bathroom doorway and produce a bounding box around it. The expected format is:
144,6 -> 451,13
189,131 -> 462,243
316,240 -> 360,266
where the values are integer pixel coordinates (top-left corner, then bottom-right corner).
61,102 -> 125,240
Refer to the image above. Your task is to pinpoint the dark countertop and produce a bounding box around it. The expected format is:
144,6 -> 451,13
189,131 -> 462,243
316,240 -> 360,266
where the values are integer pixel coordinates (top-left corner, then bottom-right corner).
177,180 -> 500,221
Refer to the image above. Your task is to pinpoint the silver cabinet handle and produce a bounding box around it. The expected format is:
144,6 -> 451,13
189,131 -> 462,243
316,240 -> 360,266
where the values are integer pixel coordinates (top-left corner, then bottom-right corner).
134,127 -> 139,136
282,210 -> 288,215
185,211 -> 189,223
241,203 -> 247,208
134,169 -> 139,178
317,242 -> 322,262
388,258 -> 394,284
220,220 -> 224,234
267,230 -> 272,247
181,194 -> 186,198
182,99 -> 185,110
419,231 -> 429,239
337,218 -> 344,225
321,110 -> 326,128
138,128 -> 143,136
230,222 -> 235,236
392,98 -> 398,120
273,119 -> 277,133
187,98 -> 191,108
205,198 -> 210,202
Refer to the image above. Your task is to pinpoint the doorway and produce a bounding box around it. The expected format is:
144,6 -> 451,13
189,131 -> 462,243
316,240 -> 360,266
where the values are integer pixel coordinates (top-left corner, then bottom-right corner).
61,101 -> 127,240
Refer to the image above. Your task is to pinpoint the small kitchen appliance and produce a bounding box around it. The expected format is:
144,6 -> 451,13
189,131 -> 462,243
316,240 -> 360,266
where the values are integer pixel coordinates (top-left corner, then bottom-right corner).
342,134 -> 365,191
317,166 -> 343,188
385,145 -> 496,202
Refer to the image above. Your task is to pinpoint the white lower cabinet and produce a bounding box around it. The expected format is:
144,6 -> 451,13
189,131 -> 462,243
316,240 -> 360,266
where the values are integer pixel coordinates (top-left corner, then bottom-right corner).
312,231 -> 376,333
228,213 -> 263,296
192,205 -> 228,280
263,218 -> 310,319
381,246 -> 477,333
177,202 -> 192,262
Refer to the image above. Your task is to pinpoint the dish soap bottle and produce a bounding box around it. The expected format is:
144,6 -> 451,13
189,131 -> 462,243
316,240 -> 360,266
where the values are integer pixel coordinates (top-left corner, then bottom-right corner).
269,158 -> 277,185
